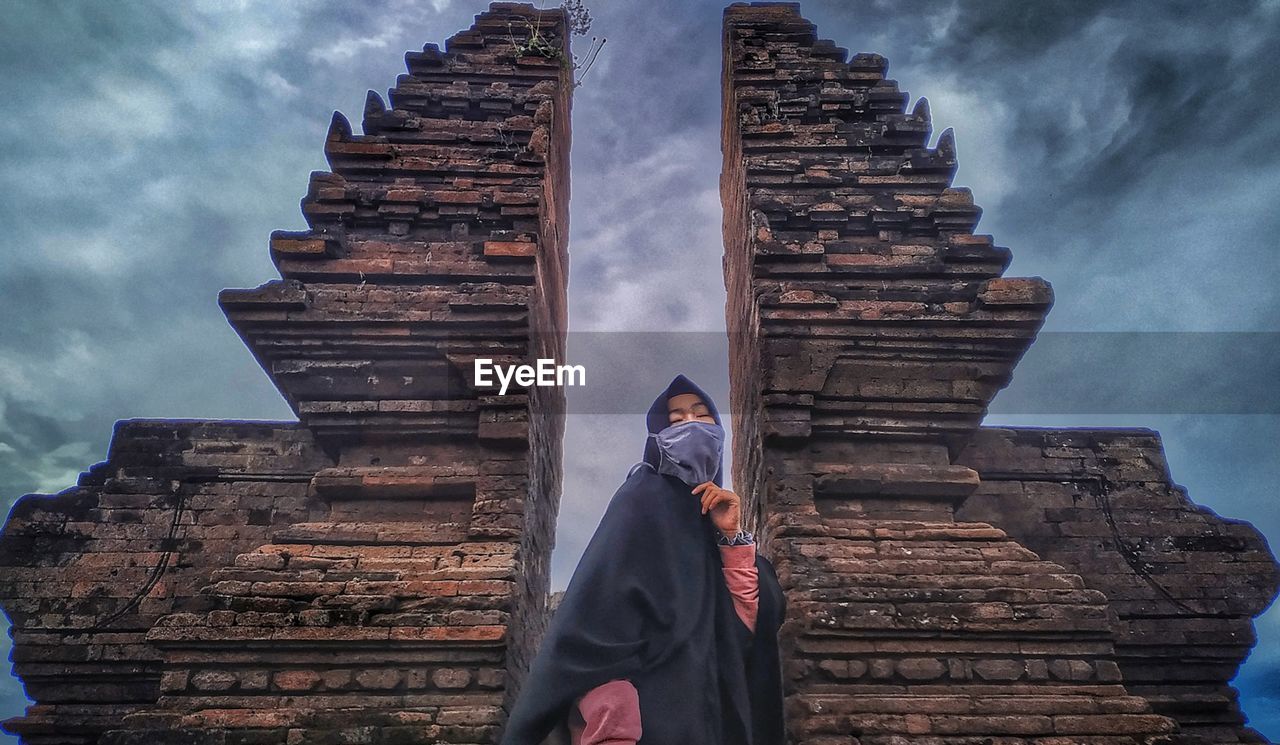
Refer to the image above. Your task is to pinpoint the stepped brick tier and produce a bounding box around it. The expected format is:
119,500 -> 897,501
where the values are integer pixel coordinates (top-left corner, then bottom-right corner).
957,427 -> 1280,744
720,3 -> 1278,745
0,3 -> 572,744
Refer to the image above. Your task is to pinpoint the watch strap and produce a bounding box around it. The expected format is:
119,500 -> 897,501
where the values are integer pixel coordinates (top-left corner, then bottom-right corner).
716,529 -> 754,546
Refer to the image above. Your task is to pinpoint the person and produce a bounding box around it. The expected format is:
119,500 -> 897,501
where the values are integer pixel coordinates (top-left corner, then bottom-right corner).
499,374 -> 786,745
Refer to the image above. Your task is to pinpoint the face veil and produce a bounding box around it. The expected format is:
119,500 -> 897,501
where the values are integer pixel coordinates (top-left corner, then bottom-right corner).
498,374 -> 787,745
650,420 -> 725,486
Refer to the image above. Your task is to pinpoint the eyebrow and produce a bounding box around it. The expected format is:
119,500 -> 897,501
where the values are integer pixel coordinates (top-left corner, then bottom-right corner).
668,402 -> 710,414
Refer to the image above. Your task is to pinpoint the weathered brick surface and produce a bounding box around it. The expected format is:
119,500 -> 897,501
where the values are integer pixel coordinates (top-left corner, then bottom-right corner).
957,427 -> 1280,743
720,3 -> 1276,744
5,2 -> 1277,744
0,3 -> 571,744
0,422 -> 329,743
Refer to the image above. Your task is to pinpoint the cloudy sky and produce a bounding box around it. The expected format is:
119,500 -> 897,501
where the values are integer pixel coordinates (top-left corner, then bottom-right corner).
2,0 -> 1278,739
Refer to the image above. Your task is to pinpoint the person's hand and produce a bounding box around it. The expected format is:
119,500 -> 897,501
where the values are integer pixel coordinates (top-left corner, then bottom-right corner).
692,481 -> 741,537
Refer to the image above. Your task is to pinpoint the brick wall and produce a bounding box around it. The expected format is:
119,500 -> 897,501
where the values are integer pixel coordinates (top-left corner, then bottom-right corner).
958,427 -> 1280,743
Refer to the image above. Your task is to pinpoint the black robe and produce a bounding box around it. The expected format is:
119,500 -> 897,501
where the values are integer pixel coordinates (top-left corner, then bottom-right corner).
499,375 -> 787,745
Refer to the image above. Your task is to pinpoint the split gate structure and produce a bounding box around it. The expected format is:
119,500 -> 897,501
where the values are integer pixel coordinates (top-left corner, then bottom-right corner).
1,3 -> 1276,744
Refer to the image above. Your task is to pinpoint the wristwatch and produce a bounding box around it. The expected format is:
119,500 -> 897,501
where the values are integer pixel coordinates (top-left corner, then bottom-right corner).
716,528 -> 755,546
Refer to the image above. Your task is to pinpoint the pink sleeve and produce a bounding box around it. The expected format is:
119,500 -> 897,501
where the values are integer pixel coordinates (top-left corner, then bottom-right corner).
719,543 -> 759,634
569,678 -> 642,745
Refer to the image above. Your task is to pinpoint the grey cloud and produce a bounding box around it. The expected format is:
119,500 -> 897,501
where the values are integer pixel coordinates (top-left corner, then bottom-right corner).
2,0 -> 1279,740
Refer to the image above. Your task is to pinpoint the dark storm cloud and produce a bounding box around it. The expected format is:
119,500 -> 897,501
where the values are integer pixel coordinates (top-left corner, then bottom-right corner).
0,0 -> 486,504
800,0 -> 1280,329
2,0 -> 1279,740
795,3 -> 1280,730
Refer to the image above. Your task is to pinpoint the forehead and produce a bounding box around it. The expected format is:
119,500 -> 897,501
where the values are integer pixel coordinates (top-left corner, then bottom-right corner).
667,392 -> 707,410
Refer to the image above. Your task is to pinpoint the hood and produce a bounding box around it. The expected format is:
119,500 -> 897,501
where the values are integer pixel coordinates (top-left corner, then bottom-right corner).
641,373 -> 724,487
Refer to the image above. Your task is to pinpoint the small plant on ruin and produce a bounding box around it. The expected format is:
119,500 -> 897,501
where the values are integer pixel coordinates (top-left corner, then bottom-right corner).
507,0 -> 606,89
